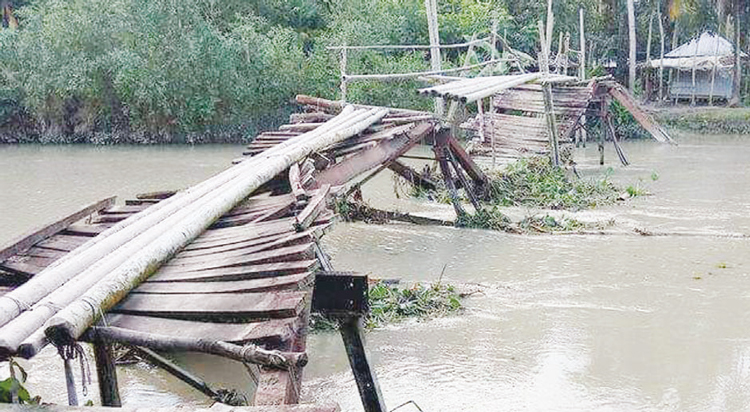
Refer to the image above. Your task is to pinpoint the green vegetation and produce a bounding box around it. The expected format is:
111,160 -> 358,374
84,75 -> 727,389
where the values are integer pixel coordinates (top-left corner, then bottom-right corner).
311,280 -> 463,332
0,0 -> 744,143
486,157 -> 622,210
0,359 -> 40,404
654,107 -> 750,134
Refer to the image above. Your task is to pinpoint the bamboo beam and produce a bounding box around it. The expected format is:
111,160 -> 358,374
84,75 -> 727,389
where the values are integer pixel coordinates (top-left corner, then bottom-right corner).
339,317 -> 386,412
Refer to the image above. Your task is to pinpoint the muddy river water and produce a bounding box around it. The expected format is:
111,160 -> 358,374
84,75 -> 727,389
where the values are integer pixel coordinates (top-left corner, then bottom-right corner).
2,132 -> 750,411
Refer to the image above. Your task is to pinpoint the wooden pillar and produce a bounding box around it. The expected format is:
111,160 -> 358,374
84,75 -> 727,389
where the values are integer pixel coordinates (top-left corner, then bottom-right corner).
93,341 -> 121,407
598,97 -> 607,165
340,317 -> 386,412
434,139 -> 466,218
542,85 -> 561,167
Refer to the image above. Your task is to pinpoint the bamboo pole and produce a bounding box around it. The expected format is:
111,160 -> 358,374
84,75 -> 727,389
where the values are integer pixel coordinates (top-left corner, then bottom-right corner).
64,358 -> 78,406
579,7 -> 586,80
658,9 -> 665,101
709,34 -> 721,105
42,108 -> 389,350
424,0 -> 444,116
645,12 -> 654,101
459,73 -> 541,103
627,0 -> 636,93
340,48 -> 348,102
690,34 -> 699,105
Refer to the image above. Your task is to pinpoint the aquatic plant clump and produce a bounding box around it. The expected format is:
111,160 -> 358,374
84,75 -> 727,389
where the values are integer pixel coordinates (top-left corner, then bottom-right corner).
310,281 -> 463,332
486,156 -> 622,210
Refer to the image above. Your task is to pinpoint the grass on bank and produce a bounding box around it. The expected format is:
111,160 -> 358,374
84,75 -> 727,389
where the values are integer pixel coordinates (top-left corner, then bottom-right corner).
311,280 -> 464,332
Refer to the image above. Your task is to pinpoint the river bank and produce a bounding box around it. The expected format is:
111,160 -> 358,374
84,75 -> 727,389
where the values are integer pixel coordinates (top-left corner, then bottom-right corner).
652,105 -> 750,134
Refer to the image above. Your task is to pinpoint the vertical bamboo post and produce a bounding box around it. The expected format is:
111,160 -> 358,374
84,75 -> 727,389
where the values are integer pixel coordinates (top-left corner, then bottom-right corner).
425,0 -> 444,116
64,358 -> 79,406
340,48 -> 348,103
93,342 -> 121,407
598,96 -> 607,165
645,13 -> 654,101
709,33 -> 721,105
668,23 -> 678,98
539,19 -> 560,167
579,7 -> 586,80
691,36 -> 698,106
658,9 -> 665,101
546,0 -> 554,56
627,0 -> 636,93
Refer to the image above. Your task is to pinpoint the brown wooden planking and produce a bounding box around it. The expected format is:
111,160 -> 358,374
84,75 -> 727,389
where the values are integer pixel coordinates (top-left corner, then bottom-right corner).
34,234 -> 90,252
178,224 -> 330,259
16,246 -> 68,260
136,272 -> 313,295
0,260 -> 45,278
194,212 -> 334,246
0,196 -> 115,263
161,243 -> 315,273
294,186 -> 330,231
167,231 -> 317,265
148,259 -> 319,283
112,291 -> 307,321
104,314 -> 298,346
312,122 -> 434,188
62,224 -> 108,237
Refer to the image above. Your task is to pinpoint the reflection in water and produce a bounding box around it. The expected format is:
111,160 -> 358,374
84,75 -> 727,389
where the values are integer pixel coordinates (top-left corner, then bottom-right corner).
3,132 -> 750,411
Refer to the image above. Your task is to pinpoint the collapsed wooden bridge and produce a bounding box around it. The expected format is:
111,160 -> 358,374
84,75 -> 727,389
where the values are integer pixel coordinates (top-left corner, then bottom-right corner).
0,74 -> 674,412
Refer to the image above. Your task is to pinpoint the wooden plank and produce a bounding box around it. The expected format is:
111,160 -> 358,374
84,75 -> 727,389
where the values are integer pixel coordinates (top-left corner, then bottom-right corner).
112,291 -> 307,321
194,212 -> 333,246
136,190 -> 177,200
105,314 -> 299,346
605,82 -> 674,144
160,243 -> 316,273
34,234 -> 90,252
446,135 -> 487,184
17,247 -> 68,260
313,122 -> 434,188
0,197 -> 115,263
178,224 -> 330,259
295,185 -> 330,231
61,224 -> 108,237
148,259 -> 319,283
136,272 -> 313,295
388,161 -> 437,190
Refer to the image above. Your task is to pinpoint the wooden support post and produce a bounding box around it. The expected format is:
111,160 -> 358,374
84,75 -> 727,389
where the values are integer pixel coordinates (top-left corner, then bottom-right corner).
340,317 -> 386,412
579,7 -> 586,81
132,346 -> 219,400
447,151 -> 482,211
542,84 -> 561,167
340,48 -> 348,103
691,36 -> 698,106
598,98 -> 607,165
657,8 -> 665,101
605,114 -> 630,166
446,135 -> 488,185
93,341 -> 121,407
388,161 -> 438,191
63,357 -> 78,406
424,0 -> 444,116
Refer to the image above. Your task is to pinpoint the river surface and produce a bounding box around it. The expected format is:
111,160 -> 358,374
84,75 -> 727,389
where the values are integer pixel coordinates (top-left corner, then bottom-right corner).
2,133 -> 750,411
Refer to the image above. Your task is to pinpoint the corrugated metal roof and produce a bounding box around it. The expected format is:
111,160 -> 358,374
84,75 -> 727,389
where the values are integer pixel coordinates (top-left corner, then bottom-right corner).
666,31 -> 745,58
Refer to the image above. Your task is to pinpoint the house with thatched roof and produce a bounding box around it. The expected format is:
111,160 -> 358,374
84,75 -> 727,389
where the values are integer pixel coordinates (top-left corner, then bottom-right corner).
650,31 -> 746,101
